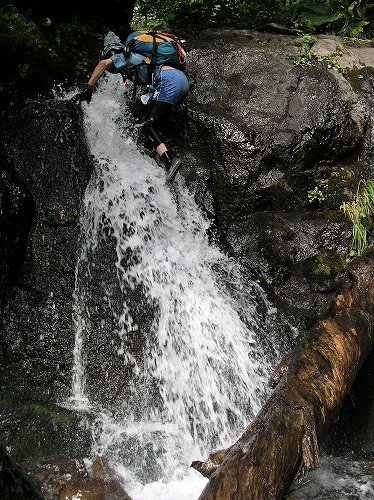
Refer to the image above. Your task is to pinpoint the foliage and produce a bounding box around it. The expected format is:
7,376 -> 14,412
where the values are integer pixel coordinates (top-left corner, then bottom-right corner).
0,2 -> 105,106
132,0 -> 288,33
294,34 -> 345,73
289,0 -> 374,37
308,185 -> 326,203
132,0 -> 374,37
54,19 -> 100,79
0,3 -> 54,53
340,179 -> 374,257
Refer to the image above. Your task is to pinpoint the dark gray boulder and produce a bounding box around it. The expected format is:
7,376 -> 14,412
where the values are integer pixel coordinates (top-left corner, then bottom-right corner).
224,210 -> 351,321
0,447 -> 42,500
0,145 -> 33,300
180,31 -> 373,323
0,99 -> 94,402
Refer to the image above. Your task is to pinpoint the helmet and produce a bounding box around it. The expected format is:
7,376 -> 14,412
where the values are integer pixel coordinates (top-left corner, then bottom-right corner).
100,42 -> 125,60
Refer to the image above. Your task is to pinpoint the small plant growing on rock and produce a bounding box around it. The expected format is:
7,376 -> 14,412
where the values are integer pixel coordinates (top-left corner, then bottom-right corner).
253,36 -> 269,46
308,186 -> 326,203
340,179 -> 374,256
307,179 -> 329,204
295,36 -> 345,73
294,35 -> 317,66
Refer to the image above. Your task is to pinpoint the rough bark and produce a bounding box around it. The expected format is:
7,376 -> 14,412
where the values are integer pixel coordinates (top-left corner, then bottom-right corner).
193,252 -> 374,499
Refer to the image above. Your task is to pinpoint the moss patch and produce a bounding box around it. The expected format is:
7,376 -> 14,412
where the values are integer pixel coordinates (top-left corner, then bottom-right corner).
0,390 -> 91,469
0,391 -> 77,424
300,253 -> 347,282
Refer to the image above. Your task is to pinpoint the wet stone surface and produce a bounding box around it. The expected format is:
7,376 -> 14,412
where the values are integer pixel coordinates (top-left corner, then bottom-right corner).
32,457 -> 132,499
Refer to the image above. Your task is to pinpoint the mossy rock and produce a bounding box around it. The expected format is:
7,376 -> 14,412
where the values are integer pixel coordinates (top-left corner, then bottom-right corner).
292,252 -> 347,284
0,390 -> 91,470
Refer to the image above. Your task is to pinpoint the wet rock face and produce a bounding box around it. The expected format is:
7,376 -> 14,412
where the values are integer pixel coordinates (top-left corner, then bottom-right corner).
187,33 -> 365,216
225,211 -> 351,321
0,100 -> 94,402
182,32 -> 374,323
0,146 -> 33,300
0,447 -> 42,499
2,100 -> 92,225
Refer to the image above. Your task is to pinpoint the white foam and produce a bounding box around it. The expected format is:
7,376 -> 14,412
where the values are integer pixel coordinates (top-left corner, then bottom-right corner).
290,456 -> 374,499
69,75 -> 281,497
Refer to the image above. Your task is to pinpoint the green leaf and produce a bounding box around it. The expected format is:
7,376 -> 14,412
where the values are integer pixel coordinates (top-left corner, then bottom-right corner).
344,20 -> 369,36
295,1 -> 330,14
300,9 -> 345,27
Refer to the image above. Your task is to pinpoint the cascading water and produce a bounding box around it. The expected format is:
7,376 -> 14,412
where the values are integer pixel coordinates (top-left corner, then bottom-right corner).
68,76 -> 285,499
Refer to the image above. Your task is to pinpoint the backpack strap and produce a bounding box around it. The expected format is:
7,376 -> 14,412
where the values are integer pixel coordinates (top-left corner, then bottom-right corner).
120,67 -> 139,103
149,32 -> 158,87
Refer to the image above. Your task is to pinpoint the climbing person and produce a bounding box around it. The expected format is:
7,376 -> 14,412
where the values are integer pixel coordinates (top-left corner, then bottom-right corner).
75,34 -> 189,184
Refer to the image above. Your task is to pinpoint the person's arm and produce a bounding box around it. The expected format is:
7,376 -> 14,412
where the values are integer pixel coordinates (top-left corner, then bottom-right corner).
74,58 -> 115,103
88,58 -> 114,87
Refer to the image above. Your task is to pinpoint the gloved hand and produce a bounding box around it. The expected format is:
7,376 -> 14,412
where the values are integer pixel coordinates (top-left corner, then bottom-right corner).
73,84 -> 94,103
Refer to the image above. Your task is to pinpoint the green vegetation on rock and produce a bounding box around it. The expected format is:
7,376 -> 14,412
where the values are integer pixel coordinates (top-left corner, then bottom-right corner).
289,0 -> 373,37
299,253 -> 346,282
0,390 -> 91,468
341,179 -> 374,257
294,34 -> 346,73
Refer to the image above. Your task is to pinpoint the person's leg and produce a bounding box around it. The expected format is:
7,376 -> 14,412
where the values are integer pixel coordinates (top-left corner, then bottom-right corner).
129,97 -> 150,123
144,100 -> 175,169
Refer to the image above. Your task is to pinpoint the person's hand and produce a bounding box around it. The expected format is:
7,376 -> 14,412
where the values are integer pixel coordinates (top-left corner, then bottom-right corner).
73,84 -> 94,103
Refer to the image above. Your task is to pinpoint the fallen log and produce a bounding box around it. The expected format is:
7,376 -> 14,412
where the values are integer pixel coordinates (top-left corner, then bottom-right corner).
193,252 -> 374,499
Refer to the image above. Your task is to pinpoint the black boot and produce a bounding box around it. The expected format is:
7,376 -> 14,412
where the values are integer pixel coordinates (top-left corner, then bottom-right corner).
144,148 -> 164,168
166,157 -> 182,184
159,150 -> 174,170
159,150 -> 182,183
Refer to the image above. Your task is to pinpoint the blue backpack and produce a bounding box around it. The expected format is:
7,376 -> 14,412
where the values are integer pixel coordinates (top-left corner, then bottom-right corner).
124,31 -> 187,86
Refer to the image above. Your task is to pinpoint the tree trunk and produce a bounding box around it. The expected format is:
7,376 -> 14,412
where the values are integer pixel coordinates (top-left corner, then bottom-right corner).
193,252 -> 374,499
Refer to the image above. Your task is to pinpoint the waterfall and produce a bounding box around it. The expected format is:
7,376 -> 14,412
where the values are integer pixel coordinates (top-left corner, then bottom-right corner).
68,76 -> 283,499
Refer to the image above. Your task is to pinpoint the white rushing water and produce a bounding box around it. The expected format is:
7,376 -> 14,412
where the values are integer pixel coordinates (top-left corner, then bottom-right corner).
289,456 -> 374,499
68,76 -> 280,498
